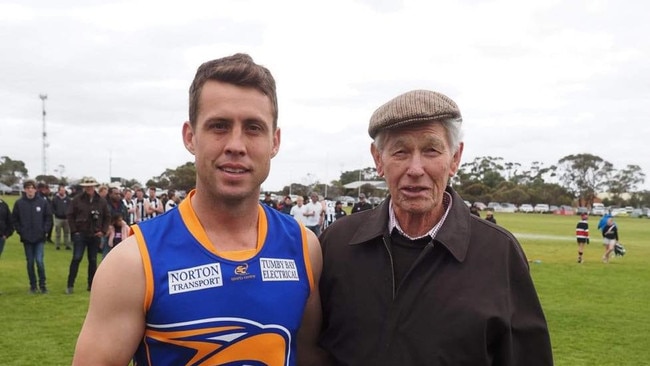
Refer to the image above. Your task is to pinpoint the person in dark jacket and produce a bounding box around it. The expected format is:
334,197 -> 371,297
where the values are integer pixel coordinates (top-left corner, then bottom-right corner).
65,177 -> 110,294
351,193 -> 372,213
0,196 -> 14,259
485,209 -> 497,224
12,179 -> 53,293
318,90 -> 552,365
51,184 -> 72,250
37,181 -> 54,244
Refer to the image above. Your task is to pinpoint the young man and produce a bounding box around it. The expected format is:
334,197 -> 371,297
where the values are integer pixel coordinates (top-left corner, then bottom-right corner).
12,179 -> 52,293
72,53 -> 325,365
576,212 -> 589,263
144,186 -> 164,220
318,90 -> 552,365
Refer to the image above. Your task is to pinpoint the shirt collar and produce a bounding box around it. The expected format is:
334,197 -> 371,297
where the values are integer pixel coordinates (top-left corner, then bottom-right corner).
388,190 -> 453,240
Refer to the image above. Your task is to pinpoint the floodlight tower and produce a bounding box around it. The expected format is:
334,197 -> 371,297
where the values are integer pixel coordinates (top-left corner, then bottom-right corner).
39,93 -> 48,176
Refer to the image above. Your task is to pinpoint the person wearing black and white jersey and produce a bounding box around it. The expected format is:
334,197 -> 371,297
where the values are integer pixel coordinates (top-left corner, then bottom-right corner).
145,186 -> 164,220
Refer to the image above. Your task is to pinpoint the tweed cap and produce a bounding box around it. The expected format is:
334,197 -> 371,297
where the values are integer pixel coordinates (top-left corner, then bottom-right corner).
368,90 -> 462,138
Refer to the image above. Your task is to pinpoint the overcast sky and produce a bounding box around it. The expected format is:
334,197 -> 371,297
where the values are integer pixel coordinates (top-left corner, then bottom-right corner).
2,0 -> 649,192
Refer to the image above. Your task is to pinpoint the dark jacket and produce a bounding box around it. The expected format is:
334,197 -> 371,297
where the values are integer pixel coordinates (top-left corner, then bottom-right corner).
11,194 -> 52,244
319,187 -> 553,366
0,198 -> 14,238
67,191 -> 110,236
51,193 -> 71,219
351,201 -> 372,214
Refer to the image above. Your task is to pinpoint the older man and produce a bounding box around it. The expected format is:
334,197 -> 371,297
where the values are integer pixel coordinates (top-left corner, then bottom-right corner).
319,90 -> 553,365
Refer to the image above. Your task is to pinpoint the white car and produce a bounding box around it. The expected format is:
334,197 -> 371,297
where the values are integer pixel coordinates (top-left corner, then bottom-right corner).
591,203 -> 605,216
519,204 -> 534,213
0,183 -> 12,194
534,204 -> 550,214
500,203 -> 518,213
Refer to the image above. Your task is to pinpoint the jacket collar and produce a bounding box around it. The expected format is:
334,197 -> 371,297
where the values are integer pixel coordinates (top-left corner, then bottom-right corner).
347,186 -> 471,263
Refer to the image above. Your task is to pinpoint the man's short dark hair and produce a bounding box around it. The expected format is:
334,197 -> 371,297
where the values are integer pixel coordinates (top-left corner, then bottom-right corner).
188,53 -> 278,130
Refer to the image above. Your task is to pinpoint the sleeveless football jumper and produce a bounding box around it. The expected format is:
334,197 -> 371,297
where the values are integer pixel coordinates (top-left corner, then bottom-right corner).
132,192 -> 314,366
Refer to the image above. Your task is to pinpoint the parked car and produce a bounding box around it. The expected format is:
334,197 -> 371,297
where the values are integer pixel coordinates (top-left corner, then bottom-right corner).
576,207 -> 589,215
533,204 -> 550,214
473,202 -> 487,211
0,183 -> 12,195
500,203 -> 517,213
591,203 -> 605,216
630,208 -> 644,218
487,202 -> 501,211
519,204 -> 534,213
611,207 -> 628,217
554,205 -> 575,215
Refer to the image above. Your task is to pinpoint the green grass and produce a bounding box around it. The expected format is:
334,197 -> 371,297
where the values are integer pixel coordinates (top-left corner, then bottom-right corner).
1,194 -> 649,365
496,212 -> 650,366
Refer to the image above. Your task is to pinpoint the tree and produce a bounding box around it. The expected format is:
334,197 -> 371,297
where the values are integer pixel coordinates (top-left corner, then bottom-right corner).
157,162 -> 196,192
557,154 -> 613,207
339,167 -> 380,185
608,164 -> 646,204
458,156 -> 506,189
0,156 -> 28,186
35,174 -> 61,185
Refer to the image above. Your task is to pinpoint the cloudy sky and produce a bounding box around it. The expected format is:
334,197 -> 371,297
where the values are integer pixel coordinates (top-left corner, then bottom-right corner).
2,0 -> 649,191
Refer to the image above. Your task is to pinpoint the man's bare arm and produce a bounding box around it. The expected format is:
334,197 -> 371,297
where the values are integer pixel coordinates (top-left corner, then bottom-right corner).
72,236 -> 146,365
297,229 -> 331,366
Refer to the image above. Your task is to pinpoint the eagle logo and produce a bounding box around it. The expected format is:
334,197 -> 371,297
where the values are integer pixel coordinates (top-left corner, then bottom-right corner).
140,317 -> 292,365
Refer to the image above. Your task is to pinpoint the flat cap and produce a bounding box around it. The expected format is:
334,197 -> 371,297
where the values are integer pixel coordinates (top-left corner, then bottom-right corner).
368,90 -> 462,138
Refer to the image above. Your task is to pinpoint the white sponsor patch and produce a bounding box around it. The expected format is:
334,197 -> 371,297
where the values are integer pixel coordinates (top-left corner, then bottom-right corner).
260,258 -> 299,281
168,263 -> 223,294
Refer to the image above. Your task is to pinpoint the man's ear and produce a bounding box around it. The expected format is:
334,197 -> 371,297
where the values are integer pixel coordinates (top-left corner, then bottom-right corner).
449,142 -> 464,177
371,143 -> 383,177
182,121 -> 196,155
271,127 -> 281,158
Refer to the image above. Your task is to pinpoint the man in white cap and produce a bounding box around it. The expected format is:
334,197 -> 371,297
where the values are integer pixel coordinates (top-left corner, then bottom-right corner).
318,90 -> 552,365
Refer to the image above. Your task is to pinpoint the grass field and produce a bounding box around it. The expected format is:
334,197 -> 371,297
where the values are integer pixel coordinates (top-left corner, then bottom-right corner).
1,195 -> 649,365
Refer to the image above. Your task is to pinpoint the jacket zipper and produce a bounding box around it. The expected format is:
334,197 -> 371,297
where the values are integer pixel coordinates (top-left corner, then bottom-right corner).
381,234 -> 397,299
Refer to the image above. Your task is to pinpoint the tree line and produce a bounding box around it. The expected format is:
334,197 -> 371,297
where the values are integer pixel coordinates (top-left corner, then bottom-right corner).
1,153 -> 648,208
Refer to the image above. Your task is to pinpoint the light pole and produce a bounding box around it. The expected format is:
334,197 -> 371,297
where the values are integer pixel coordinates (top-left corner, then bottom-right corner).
39,94 -> 48,176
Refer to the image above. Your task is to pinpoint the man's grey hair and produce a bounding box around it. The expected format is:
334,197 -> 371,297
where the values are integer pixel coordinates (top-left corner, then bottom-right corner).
372,118 -> 463,153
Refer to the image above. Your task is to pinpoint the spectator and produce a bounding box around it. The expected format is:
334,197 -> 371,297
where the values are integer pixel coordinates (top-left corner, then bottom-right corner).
12,179 -> 52,294
121,188 -> 136,226
37,181 -> 54,244
304,192 -> 324,235
51,184 -> 72,250
334,200 -> 347,221
279,195 -> 293,214
485,210 -> 497,224
261,191 -> 277,209
469,204 -> 481,217
66,177 -> 110,294
144,186 -> 164,220
290,195 -> 307,224
351,193 -> 372,214
0,195 -> 14,260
